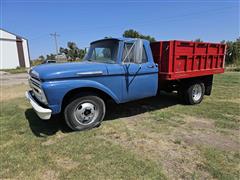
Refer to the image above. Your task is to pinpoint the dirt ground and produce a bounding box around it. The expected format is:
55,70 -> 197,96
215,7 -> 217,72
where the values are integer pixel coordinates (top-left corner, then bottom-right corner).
0,72 -> 28,86
0,72 -> 29,101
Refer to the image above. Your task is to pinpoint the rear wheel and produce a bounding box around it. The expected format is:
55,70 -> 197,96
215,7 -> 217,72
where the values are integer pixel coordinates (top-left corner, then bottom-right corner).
184,82 -> 205,105
64,95 -> 106,131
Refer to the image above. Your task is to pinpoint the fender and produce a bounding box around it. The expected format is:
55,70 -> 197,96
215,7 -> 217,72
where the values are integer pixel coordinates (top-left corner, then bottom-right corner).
42,79 -> 122,114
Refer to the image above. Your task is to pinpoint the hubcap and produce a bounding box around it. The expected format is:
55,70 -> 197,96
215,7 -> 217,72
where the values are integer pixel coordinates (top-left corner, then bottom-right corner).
192,84 -> 202,102
74,102 -> 98,125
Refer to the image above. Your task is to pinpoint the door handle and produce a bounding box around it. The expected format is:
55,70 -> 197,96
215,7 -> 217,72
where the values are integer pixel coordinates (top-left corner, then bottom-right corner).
147,65 -> 155,68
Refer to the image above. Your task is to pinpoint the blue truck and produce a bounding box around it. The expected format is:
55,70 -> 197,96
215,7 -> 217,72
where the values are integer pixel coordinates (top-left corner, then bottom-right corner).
26,38 -> 225,131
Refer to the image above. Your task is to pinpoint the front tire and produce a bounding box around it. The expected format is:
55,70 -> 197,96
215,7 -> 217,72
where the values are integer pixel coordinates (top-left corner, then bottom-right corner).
64,95 -> 106,131
184,82 -> 205,105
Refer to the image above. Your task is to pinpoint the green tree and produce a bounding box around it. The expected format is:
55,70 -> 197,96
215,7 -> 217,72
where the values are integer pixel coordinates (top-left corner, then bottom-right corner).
31,56 -> 45,66
123,29 -> 156,42
38,55 -> 45,61
222,38 -> 240,65
59,47 -> 68,57
194,38 -> 203,42
60,42 -> 86,61
46,54 -> 56,60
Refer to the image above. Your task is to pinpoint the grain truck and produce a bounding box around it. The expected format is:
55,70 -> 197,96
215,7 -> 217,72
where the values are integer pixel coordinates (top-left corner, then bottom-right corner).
26,38 -> 226,131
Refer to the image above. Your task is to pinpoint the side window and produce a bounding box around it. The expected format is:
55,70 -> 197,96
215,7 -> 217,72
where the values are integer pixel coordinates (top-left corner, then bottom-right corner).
122,43 -> 135,63
122,43 -> 148,64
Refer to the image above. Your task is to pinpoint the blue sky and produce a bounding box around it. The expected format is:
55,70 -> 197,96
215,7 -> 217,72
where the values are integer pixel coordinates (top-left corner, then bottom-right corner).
1,0 -> 239,59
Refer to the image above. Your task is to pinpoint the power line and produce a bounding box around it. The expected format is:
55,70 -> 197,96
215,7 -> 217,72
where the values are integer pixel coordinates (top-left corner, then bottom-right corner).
50,32 -> 60,55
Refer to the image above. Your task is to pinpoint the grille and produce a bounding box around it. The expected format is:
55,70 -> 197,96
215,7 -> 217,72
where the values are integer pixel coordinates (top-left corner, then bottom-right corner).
30,77 -> 41,88
29,76 -> 42,101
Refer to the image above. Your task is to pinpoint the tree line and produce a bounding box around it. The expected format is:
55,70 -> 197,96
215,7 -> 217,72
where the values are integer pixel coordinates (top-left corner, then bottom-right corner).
34,29 -> 239,66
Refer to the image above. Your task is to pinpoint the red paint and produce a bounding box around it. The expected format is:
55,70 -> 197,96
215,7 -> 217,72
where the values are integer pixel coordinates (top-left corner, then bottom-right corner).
150,40 -> 226,80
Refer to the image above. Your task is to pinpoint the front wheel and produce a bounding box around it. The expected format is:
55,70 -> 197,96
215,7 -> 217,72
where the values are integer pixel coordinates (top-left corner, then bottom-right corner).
184,82 -> 205,105
64,95 -> 106,131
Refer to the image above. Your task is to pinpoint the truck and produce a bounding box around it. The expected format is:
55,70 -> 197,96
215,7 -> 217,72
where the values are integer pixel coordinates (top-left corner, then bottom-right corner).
26,38 -> 226,131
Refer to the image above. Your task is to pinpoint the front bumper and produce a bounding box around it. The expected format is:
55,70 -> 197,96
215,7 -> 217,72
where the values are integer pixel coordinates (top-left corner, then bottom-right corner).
25,91 -> 52,120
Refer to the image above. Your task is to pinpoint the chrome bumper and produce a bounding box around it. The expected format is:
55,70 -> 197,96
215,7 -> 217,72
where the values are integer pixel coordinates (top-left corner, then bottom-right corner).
25,91 -> 52,120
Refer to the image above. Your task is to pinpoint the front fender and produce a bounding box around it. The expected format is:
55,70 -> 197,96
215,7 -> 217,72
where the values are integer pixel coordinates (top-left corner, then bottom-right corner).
42,79 -> 121,114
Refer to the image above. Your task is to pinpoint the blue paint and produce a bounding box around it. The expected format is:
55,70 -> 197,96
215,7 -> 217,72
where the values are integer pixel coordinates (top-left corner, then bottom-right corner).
30,38 -> 158,114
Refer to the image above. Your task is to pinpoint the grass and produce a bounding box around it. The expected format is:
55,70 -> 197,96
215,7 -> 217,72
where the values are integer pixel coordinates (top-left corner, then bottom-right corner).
202,148 -> 240,179
226,65 -> 240,72
151,72 -> 240,130
0,72 -> 239,179
1,67 -> 28,74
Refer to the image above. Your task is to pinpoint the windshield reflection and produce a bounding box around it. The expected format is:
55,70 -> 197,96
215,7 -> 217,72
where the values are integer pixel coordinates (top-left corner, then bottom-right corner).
84,40 -> 119,64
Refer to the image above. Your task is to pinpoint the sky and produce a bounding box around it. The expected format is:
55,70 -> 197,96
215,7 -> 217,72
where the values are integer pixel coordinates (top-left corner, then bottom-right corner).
1,0 -> 239,59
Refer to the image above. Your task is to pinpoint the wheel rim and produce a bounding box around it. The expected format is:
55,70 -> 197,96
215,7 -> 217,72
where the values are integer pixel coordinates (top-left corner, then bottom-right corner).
192,84 -> 202,102
74,102 -> 99,125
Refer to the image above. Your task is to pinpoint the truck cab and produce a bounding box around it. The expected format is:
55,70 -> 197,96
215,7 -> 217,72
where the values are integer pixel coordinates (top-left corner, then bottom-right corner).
26,38 -> 159,131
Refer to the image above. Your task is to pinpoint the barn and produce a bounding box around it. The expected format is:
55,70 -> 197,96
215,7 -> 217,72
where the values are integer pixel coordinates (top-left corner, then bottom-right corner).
0,29 -> 30,69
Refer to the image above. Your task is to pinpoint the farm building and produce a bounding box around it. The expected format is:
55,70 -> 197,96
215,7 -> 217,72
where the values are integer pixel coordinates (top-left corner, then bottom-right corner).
0,29 -> 30,69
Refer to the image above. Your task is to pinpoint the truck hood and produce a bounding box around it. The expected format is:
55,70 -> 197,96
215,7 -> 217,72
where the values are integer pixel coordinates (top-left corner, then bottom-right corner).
30,61 -> 108,80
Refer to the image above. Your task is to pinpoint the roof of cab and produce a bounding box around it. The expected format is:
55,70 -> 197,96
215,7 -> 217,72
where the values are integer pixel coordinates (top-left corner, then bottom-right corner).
90,37 -> 149,44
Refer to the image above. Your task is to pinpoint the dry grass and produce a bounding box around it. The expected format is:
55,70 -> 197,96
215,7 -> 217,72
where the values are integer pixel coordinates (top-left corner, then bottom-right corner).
0,84 -> 29,101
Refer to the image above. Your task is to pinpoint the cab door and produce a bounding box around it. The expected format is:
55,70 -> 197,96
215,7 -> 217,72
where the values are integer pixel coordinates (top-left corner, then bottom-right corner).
121,40 -> 158,101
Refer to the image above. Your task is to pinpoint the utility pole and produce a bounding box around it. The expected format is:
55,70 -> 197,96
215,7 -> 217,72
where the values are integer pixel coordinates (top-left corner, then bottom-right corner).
50,32 -> 60,56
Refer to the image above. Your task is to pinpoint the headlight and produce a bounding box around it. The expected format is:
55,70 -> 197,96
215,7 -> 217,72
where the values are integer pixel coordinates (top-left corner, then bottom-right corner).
31,70 -> 39,79
37,88 -> 48,105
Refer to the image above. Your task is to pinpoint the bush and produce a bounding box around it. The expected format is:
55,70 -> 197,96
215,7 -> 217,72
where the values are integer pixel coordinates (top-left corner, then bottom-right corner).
30,59 -> 44,66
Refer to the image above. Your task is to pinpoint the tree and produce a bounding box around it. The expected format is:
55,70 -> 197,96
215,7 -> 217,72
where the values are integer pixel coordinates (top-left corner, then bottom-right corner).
59,47 -> 68,56
31,55 -> 45,66
123,29 -> 156,42
38,55 -> 45,61
46,54 -> 56,60
194,38 -> 203,42
59,42 -> 86,61
224,38 -> 240,65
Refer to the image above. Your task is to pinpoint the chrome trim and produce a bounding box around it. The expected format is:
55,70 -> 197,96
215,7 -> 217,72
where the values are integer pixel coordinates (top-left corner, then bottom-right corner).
76,71 -> 103,76
30,70 -> 39,79
25,91 -> 52,120
30,77 -> 41,87
30,82 -> 42,98
29,75 -> 48,105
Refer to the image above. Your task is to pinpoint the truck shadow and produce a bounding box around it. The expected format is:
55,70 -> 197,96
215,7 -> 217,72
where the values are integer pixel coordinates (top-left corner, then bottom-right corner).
25,110 -> 71,137
105,92 -> 180,120
25,92 -> 181,137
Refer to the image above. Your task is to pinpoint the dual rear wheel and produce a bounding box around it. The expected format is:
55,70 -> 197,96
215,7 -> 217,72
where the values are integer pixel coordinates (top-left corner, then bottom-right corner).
183,82 -> 205,105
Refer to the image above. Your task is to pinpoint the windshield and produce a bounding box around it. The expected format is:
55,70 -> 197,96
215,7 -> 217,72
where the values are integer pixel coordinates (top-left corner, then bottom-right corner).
84,40 -> 119,63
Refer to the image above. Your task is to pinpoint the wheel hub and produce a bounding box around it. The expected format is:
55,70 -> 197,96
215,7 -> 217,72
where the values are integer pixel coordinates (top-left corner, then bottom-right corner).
74,102 -> 98,125
84,109 -> 92,116
192,84 -> 202,102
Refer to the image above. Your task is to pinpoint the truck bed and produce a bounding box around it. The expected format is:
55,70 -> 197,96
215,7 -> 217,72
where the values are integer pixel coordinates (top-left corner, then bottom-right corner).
150,40 -> 226,80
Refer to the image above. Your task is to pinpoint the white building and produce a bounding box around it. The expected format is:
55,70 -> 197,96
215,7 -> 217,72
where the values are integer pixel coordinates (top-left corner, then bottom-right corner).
0,29 -> 30,69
